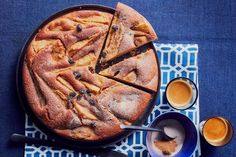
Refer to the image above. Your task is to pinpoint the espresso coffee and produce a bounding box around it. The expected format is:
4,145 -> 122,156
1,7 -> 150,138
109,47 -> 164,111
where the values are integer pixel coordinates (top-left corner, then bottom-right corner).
166,80 -> 193,109
203,117 -> 233,146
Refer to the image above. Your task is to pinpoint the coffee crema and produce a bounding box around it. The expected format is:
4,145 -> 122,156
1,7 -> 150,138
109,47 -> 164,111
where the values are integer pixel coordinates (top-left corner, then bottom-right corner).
203,117 -> 227,142
166,80 -> 192,108
202,116 -> 235,147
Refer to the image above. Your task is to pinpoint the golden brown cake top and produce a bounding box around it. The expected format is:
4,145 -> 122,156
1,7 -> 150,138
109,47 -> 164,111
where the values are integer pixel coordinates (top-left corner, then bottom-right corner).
23,61 -> 152,140
28,10 -> 113,68
23,9 -> 154,141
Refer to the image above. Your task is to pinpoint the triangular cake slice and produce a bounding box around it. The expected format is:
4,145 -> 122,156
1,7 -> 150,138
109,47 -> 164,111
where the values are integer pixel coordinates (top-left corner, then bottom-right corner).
35,10 -> 113,68
100,2 -> 157,62
99,48 -> 158,92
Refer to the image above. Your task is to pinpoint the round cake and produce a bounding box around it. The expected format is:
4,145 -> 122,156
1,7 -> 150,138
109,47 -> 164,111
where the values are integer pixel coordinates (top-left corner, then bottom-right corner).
22,3 -> 159,141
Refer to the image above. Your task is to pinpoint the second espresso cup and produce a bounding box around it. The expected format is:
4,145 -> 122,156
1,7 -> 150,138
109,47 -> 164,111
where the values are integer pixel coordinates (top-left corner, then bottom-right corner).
165,77 -> 198,110
199,117 -> 234,146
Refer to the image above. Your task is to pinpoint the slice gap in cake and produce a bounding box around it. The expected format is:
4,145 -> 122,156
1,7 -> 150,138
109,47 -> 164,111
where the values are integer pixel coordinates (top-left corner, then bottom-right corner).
94,74 -> 153,123
99,48 -> 159,92
100,2 -> 157,63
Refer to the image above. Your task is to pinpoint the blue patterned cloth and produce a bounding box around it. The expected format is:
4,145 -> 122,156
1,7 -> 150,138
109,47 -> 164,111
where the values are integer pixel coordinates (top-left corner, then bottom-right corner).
25,43 -> 200,157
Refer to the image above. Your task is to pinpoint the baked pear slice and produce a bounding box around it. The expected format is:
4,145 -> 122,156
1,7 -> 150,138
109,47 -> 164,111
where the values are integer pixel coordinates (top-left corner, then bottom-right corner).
36,10 -> 113,68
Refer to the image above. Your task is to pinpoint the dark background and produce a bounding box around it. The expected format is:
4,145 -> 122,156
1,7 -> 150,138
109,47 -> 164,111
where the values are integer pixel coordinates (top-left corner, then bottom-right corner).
0,0 -> 235,156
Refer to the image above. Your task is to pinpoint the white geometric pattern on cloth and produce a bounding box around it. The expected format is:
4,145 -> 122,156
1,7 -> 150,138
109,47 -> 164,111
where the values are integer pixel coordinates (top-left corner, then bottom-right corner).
24,43 -> 201,157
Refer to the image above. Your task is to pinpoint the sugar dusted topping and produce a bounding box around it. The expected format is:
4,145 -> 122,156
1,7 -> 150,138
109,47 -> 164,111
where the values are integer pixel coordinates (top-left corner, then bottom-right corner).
23,4 -> 156,141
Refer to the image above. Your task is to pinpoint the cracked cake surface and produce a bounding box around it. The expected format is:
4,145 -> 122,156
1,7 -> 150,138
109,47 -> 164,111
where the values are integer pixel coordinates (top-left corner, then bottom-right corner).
23,4 -> 158,141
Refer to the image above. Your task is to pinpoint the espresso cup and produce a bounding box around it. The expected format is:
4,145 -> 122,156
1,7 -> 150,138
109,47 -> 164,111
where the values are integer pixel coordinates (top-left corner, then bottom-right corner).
199,117 -> 234,146
165,77 -> 198,110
